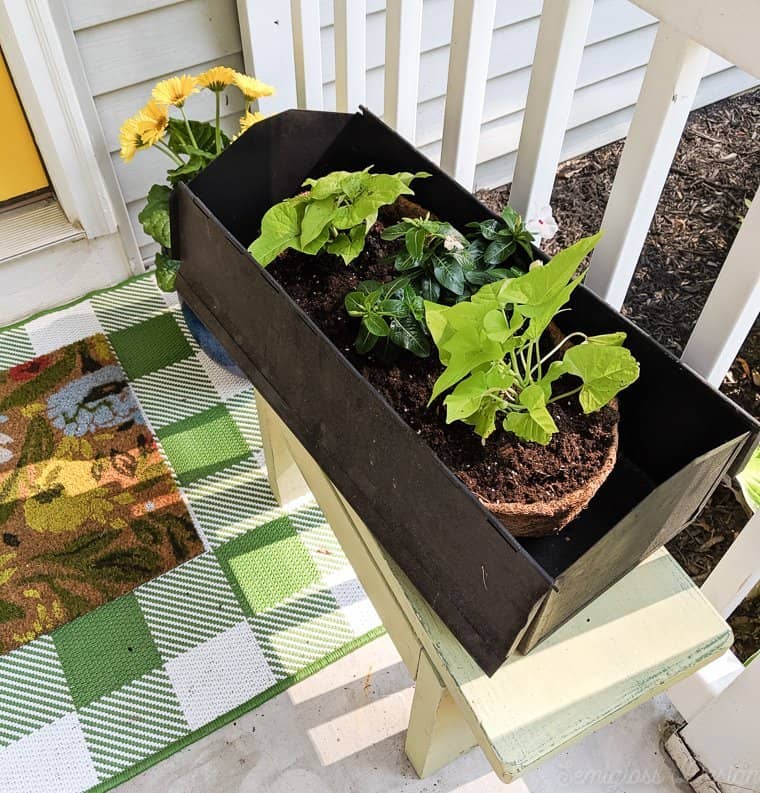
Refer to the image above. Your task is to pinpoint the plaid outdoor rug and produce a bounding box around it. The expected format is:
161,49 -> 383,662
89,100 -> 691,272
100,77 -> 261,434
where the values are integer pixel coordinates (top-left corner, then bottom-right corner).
0,275 -> 382,793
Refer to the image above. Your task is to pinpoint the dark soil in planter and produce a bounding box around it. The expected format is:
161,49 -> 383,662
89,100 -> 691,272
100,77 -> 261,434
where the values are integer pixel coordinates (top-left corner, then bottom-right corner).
266,199 -> 618,514
477,87 -> 760,658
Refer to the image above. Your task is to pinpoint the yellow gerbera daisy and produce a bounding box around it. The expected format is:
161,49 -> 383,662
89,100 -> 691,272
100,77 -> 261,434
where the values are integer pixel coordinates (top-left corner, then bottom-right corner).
151,74 -> 199,108
239,110 -> 266,134
119,115 -> 144,162
197,65 -> 236,92
232,72 -> 275,103
135,100 -> 169,146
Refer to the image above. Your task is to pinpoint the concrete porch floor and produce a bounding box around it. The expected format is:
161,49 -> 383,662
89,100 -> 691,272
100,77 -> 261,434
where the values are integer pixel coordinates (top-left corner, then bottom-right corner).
116,634 -> 688,793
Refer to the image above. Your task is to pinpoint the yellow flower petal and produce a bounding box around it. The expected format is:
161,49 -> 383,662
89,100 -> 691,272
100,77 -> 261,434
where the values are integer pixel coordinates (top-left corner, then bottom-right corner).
118,115 -> 144,162
232,72 -> 275,102
151,74 -> 199,108
233,110 -> 266,141
135,99 -> 169,146
240,110 -> 265,133
197,65 -> 236,91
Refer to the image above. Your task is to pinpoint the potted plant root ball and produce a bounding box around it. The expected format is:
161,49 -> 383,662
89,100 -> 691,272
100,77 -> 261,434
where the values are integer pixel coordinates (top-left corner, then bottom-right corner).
171,108 -> 759,675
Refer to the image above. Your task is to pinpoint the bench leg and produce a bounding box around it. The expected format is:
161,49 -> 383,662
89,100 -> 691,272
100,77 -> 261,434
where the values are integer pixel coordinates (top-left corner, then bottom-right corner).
405,650 -> 477,778
255,391 -> 479,779
254,390 -> 310,507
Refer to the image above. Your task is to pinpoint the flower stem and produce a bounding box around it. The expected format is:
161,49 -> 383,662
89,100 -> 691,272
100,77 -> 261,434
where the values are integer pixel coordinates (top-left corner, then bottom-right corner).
214,91 -> 222,154
155,140 -> 184,166
180,106 -> 199,149
530,332 -> 587,377
548,385 -> 582,405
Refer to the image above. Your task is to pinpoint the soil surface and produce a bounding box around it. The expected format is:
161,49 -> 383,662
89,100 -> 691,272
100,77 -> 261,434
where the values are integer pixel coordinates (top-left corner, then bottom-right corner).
266,199 -> 618,511
478,88 -> 760,659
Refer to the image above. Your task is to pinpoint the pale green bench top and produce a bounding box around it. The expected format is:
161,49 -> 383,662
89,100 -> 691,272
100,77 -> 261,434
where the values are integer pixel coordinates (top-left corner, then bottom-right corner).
255,392 -> 732,782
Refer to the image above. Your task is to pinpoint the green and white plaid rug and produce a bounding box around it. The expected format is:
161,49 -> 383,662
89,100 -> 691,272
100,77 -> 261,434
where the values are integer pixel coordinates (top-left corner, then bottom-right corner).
0,275 -> 383,793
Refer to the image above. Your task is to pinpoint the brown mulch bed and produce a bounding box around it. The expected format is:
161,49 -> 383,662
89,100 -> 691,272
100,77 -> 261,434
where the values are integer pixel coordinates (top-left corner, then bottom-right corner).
477,87 -> 760,661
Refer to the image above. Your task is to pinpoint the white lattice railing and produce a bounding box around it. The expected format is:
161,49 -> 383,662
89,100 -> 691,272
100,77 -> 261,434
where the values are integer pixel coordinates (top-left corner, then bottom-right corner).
236,0 -> 760,782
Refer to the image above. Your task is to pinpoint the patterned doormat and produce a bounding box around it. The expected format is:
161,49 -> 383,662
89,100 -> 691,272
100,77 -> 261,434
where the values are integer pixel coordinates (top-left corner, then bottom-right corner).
0,334 -> 203,654
0,275 -> 383,793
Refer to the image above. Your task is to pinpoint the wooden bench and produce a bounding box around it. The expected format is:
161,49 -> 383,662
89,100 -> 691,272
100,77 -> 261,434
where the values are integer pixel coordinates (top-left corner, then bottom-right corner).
255,392 -> 732,783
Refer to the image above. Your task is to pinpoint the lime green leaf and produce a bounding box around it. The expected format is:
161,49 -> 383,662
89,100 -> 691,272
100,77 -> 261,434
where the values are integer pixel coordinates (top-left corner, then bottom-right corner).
472,399 -> 501,439
444,372 -> 488,422
521,271 -> 585,340
504,410 -> 553,445
326,225 -> 366,264
300,224 -> 331,255
301,197 -> 337,246
424,301 -> 450,350
429,344 -> 502,403
249,200 -> 304,265
302,171 -> 353,199
587,332 -> 627,346
498,232 -> 602,307
737,446 -> 760,512
562,342 -> 640,413
395,170 -> 431,187
483,308 -> 518,343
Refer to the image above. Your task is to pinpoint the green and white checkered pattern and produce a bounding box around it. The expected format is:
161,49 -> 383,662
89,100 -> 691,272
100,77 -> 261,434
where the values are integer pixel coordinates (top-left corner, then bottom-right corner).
0,276 -> 383,793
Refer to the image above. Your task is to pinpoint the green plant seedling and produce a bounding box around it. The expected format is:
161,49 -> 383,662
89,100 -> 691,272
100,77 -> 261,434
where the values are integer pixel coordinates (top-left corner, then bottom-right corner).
249,168 -> 430,266
425,232 -> 640,444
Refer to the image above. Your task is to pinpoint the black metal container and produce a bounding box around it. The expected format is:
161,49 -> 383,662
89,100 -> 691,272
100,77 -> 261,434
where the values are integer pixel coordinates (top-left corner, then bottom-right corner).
171,108 -> 759,676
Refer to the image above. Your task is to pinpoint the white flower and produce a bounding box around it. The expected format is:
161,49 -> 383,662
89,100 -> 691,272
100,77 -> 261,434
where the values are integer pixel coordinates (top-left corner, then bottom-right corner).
443,233 -> 464,251
529,260 -> 543,271
525,205 -> 558,241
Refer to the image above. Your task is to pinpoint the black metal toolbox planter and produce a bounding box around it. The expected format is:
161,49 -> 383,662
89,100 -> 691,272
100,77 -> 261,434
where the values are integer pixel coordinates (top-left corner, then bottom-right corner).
171,108 -> 759,676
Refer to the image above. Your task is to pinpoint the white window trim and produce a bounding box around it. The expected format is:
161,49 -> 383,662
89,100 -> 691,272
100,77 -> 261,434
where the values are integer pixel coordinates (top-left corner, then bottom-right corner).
0,0 -> 141,271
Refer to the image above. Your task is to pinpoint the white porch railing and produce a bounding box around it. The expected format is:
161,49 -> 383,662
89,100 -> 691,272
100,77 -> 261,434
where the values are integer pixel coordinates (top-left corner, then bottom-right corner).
235,0 -> 760,785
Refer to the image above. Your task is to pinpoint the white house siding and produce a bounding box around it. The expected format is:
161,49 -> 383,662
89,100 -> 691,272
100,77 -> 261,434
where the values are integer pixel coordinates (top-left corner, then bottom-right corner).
63,0 -> 757,264
316,0 -> 757,189
64,0 -> 246,263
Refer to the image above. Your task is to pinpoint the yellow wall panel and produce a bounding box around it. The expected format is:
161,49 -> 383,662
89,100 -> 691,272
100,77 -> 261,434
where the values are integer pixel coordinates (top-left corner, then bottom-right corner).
0,51 -> 48,203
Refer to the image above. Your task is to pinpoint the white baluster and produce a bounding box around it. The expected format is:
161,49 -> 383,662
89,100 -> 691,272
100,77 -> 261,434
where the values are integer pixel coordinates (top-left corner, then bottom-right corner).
384,0 -> 423,142
334,0 -> 366,112
237,0 -> 298,113
509,0 -> 593,220
585,23 -> 709,309
290,0 -> 323,109
440,0 -> 497,190
682,187 -> 760,386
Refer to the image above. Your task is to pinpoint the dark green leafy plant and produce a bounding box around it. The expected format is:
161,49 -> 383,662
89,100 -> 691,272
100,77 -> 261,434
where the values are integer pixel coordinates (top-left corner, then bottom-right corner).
249,168 -> 430,266
137,120 -> 224,291
344,215 -> 524,359
465,206 -> 535,266
425,233 -> 640,444
344,277 -> 430,357
382,216 -> 523,300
